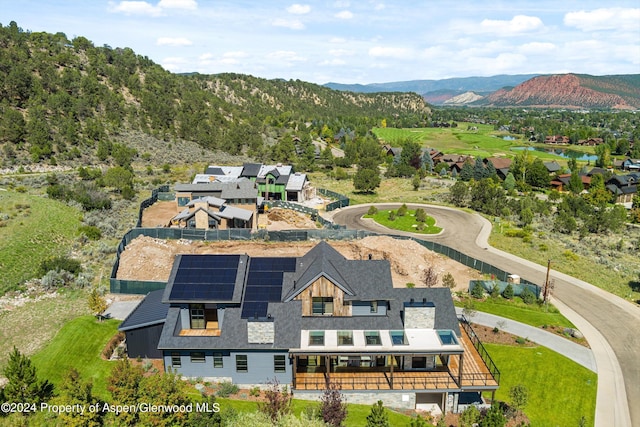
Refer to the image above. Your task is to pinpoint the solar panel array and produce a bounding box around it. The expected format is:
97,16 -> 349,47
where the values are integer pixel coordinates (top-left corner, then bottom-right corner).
169,254 -> 241,300
241,257 -> 297,319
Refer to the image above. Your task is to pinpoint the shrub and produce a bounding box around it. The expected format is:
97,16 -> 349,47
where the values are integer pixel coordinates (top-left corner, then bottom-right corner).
249,386 -> 261,397
415,208 -> 426,223
388,211 -> 396,221
259,378 -> 291,422
471,283 -> 484,299
502,283 -> 514,299
515,337 -> 526,345
442,272 -> 456,289
102,332 -> 125,359
216,381 -> 239,397
320,382 -> 347,427
423,266 -> 438,287
406,283 -> 415,288
40,256 -> 82,276
367,205 -> 378,215
490,284 -> 500,299
520,287 -> 536,304
397,203 -> 408,217
78,225 -> 102,240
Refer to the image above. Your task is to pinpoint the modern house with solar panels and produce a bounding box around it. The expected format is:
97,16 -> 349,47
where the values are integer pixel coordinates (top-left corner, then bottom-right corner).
119,241 -> 499,413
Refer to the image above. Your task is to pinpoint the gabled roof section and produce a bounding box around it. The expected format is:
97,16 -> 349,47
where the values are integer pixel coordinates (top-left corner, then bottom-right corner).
119,290 -> 168,331
241,163 -> 262,178
284,241 -> 355,301
286,173 -> 307,191
187,196 -> 226,207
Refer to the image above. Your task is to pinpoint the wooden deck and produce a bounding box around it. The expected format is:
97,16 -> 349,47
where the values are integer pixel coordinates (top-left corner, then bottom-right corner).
294,327 -> 498,391
179,322 -> 221,336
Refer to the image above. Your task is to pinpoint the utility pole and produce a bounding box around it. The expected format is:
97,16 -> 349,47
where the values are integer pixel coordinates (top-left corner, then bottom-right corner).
543,259 -> 552,303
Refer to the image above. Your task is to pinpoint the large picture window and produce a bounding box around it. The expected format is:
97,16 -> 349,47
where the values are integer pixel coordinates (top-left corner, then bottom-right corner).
312,297 -> 333,315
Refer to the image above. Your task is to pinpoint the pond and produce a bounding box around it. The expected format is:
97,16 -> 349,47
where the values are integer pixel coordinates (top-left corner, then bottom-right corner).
512,146 -> 598,162
502,136 -> 517,140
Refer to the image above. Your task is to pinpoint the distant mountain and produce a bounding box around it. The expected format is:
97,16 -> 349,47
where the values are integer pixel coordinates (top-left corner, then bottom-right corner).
443,91 -> 484,106
481,74 -> 640,109
324,74 -> 539,95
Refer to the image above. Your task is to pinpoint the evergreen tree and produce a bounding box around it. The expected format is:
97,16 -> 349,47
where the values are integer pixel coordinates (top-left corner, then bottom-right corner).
353,168 -> 380,193
3,347 -> 53,405
459,162 -> 474,181
479,403 -> 506,427
365,400 -> 390,427
53,368 -> 102,426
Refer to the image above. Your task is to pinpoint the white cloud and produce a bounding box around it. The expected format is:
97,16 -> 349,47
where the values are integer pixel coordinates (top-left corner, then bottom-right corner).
272,18 -> 305,30
564,8 -> 640,32
158,0 -> 197,9
329,48 -> 353,57
329,37 -> 347,44
368,46 -> 412,59
287,4 -> 311,14
268,51 -> 306,62
335,10 -> 354,19
319,58 -> 347,66
161,56 -> 188,71
334,1 -> 350,7
156,37 -> 193,46
480,15 -> 544,35
109,1 -> 163,16
199,53 -> 213,61
372,2 -> 385,11
518,42 -> 556,55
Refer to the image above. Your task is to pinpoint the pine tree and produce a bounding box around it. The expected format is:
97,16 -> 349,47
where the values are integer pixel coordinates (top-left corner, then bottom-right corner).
3,347 -> 54,405
365,400 -> 389,427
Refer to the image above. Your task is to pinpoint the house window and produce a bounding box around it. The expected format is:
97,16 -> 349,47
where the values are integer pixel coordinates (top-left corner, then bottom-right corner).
309,331 -> 325,346
337,331 -> 353,346
190,304 -> 205,329
312,297 -> 333,315
370,301 -> 378,313
190,352 -> 205,363
213,353 -> 223,368
236,355 -> 248,372
364,331 -> 381,345
390,330 -> 408,345
171,352 -> 181,368
274,355 -> 286,373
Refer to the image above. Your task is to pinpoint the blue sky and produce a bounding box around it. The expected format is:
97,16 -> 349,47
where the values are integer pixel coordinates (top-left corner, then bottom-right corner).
1,0 -> 639,84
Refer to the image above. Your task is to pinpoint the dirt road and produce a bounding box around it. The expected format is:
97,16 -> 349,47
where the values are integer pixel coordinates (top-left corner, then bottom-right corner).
332,203 -> 639,427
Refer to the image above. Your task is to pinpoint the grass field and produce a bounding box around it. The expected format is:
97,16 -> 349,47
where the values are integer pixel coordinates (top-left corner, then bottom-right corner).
0,190 -> 82,294
486,343 -> 596,426
364,208 -> 442,234
31,315 -> 120,400
373,125 -> 595,164
457,297 -> 577,329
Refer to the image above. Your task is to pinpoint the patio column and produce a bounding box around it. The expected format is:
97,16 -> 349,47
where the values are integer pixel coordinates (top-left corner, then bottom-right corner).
325,355 -> 330,387
457,353 -> 464,387
389,354 -> 394,389
292,355 -> 297,389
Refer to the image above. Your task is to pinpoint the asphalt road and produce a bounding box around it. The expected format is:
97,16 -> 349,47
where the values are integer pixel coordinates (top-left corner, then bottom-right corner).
332,203 -> 639,427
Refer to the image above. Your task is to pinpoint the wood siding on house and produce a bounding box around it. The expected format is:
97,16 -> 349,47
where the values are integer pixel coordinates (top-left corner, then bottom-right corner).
295,276 -> 351,316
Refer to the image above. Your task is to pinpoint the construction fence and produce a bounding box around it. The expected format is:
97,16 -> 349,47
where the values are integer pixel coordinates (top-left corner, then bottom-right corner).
110,227 -> 540,296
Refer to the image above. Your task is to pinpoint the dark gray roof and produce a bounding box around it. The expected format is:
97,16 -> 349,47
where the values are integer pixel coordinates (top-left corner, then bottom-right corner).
544,161 -> 561,173
158,302 -> 303,350
119,290 -> 168,331
283,241 -> 393,302
174,179 -> 258,200
205,167 -> 225,175
241,163 -> 262,177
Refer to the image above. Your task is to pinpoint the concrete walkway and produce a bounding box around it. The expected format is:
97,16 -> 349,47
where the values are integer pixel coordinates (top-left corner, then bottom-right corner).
455,308 -> 596,372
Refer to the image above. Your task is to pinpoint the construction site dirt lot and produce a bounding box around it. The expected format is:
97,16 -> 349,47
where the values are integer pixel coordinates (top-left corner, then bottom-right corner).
128,201 -> 481,290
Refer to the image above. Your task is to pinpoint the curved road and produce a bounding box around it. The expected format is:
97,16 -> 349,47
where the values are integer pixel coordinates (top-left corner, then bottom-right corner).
332,204 -> 639,427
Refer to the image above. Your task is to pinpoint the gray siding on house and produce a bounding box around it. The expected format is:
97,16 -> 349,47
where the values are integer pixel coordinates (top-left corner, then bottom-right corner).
163,350 -> 291,386
352,300 -> 387,316
125,324 -> 164,359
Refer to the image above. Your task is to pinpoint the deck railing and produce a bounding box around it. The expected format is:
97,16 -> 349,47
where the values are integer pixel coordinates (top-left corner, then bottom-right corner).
458,314 -> 501,385
294,372 -> 457,391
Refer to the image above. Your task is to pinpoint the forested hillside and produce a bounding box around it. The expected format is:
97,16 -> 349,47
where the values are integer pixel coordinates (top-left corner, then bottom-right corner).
0,21 -> 430,168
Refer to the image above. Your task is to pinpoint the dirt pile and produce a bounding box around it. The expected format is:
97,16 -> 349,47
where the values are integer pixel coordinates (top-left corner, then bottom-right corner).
265,208 -> 318,230
116,235 -> 481,291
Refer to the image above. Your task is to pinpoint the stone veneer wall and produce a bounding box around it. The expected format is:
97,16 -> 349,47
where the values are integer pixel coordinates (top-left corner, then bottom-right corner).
247,321 -> 274,343
293,391 -> 417,410
404,306 -> 435,329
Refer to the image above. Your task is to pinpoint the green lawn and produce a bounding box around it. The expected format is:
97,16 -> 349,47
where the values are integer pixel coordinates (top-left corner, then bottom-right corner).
218,397 -> 416,426
485,344 -> 596,426
31,315 -> 120,400
364,208 -> 442,234
457,297 -> 576,329
0,190 -> 82,294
